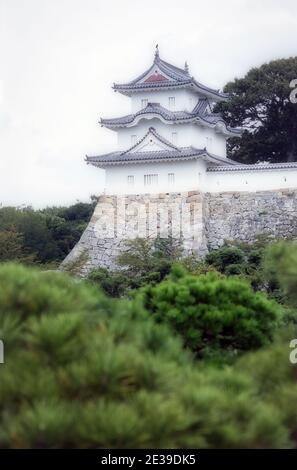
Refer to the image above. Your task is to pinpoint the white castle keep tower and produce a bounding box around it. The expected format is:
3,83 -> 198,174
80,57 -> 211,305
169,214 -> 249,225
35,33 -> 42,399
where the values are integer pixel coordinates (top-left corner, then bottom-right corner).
62,47 -> 297,274
86,46 -> 241,194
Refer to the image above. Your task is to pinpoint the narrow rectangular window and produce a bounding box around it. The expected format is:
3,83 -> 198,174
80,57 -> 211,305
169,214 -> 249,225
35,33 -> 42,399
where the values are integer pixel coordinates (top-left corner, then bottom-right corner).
144,174 -> 158,186
141,99 -> 148,108
127,175 -> 134,186
131,135 -> 137,145
171,132 -> 178,145
168,97 -> 175,109
168,173 -> 175,184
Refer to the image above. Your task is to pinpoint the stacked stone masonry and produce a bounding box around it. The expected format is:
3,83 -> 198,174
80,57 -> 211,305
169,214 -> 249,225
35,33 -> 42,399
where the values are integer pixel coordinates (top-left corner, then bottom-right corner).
61,189 -> 297,276
205,189 -> 297,248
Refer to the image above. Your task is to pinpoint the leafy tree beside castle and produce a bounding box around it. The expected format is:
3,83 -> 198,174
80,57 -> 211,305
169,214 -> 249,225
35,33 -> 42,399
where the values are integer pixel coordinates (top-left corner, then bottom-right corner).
216,57 -> 297,164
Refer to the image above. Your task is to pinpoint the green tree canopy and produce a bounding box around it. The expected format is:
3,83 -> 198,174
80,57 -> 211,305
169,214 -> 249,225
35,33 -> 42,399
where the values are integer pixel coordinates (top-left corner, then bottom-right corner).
0,199 -> 96,265
0,226 -> 33,263
216,57 -> 297,164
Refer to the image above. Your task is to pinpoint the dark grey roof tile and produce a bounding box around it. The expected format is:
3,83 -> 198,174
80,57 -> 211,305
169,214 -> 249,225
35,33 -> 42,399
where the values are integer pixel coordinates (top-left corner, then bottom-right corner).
101,100 -> 242,136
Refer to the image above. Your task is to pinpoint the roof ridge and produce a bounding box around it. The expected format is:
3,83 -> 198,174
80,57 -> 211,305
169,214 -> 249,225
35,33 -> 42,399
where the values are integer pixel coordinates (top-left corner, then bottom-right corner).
158,58 -> 190,79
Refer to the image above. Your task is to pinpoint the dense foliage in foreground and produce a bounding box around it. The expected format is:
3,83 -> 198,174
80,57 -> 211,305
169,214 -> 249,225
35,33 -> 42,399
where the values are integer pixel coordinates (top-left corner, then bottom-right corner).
0,259 -> 296,449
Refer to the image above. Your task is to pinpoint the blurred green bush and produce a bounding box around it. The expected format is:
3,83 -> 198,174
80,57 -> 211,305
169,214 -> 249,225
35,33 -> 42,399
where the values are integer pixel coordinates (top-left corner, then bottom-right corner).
0,263 -> 296,449
264,241 -> 297,306
137,266 -> 281,360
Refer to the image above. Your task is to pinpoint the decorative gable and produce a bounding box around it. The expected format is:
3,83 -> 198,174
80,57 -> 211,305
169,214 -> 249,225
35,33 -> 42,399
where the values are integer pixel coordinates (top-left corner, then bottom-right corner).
139,63 -> 171,84
144,73 -> 169,83
132,134 -> 168,152
122,127 -> 180,155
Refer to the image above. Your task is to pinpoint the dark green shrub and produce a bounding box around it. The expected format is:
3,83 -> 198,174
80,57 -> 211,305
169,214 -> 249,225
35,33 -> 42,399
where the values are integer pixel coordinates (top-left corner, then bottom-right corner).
137,267 -> 281,359
88,267 -> 129,297
204,240 -> 285,296
264,242 -> 297,306
205,246 -> 246,272
224,263 -> 245,276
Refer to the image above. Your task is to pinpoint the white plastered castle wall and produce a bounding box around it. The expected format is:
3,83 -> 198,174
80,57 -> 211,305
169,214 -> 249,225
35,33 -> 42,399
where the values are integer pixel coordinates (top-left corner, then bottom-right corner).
104,159 -> 208,195
117,121 -> 227,156
206,168 -> 297,192
103,162 -> 297,195
130,89 -> 198,113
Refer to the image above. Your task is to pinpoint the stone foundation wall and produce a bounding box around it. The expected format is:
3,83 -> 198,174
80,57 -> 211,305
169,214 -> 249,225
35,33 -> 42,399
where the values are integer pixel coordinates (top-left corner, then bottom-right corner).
205,189 -> 297,249
61,191 -> 207,276
61,188 -> 297,276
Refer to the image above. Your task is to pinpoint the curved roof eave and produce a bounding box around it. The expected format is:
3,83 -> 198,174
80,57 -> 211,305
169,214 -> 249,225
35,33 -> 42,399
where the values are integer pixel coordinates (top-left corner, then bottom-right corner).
85,144 -> 239,168
113,81 -> 191,95
191,80 -> 228,101
113,80 -> 228,100
100,110 -> 241,137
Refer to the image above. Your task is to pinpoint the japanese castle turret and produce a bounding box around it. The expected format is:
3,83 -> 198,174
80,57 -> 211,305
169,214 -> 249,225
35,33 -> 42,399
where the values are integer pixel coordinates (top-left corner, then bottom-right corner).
86,46 -> 243,194
86,47 -> 297,193
62,48 -> 297,275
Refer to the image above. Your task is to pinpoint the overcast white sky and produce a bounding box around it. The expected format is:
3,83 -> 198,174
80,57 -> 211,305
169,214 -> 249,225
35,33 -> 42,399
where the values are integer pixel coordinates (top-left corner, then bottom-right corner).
1,0 -> 297,208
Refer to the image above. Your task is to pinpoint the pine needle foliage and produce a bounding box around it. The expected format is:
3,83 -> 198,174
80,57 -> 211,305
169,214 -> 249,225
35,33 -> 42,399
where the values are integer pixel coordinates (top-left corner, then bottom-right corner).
137,267 -> 281,359
0,263 -> 295,448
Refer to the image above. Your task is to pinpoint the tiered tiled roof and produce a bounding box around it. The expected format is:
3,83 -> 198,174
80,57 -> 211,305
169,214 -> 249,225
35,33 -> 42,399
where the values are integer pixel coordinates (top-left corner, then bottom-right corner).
113,47 -> 228,101
86,127 -> 239,168
100,100 -> 241,136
